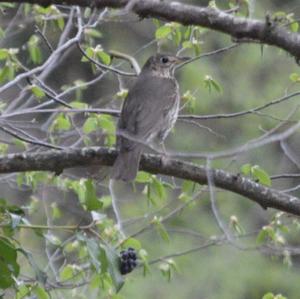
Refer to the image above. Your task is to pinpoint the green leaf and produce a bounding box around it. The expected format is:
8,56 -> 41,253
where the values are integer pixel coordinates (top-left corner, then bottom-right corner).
184,26 -> 192,39
204,75 -> 222,93
98,115 -> 115,133
155,25 -> 172,39
85,28 -> 102,38
135,171 -> 152,183
178,192 -> 191,202
86,47 -> 94,57
70,101 -> 88,109
262,293 -> 275,299
0,3 -> 15,8
86,238 -> 102,272
27,35 -> 42,64
33,5 -> 52,14
193,41 -> 201,56
251,165 -> 271,186
159,259 -> 179,281
174,28 -> 182,45
97,51 -> 111,65
81,47 -> 94,62
0,143 -> 8,154
152,216 -> 170,242
210,78 -> 222,93
289,72 -> 300,82
0,48 -> 8,60
14,139 -> 27,150
84,179 -> 103,211
64,240 -> 79,253
256,226 -> 275,244
0,237 -> 17,266
32,285 -> 50,299
0,66 -> 10,83
98,244 -> 109,274
98,115 -> 116,146
60,264 -> 74,281
262,292 -> 287,299
29,46 -> 42,64
256,229 -> 268,244
122,238 -> 142,250
152,177 -> 166,200
182,41 -> 193,49
0,260 -> 14,289
0,237 -> 19,289
240,163 -> 252,175
99,195 -> 112,209
167,259 -> 180,273
85,237 -> 124,292
182,90 -> 197,112
159,262 -> 171,281
290,21 -> 299,32
50,202 -> 62,219
182,180 -> 195,194
83,7 -> 91,18
138,249 -> 150,276
51,113 -> 71,131
230,215 -> 245,235
56,17 -> 65,31
7,63 -> 15,80
152,19 -> 161,27
16,284 -> 30,299
83,116 -> 98,134
89,273 -> 102,289
31,85 -> 46,98
116,89 -> 128,100
101,244 -> 124,292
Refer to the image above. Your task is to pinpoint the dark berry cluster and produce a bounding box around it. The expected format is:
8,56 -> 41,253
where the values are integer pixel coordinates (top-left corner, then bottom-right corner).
119,247 -> 137,275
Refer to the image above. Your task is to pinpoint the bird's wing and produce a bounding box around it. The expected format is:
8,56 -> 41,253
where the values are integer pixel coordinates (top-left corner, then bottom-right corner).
117,76 -> 178,149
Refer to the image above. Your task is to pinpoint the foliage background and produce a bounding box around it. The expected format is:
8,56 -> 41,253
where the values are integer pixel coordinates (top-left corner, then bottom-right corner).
0,0 -> 300,298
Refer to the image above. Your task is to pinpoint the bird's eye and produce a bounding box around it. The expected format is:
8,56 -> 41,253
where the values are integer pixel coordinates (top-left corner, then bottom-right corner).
161,57 -> 169,64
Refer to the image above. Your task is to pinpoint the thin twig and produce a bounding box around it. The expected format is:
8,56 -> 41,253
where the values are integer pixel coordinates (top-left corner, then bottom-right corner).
77,41 -> 137,77
34,24 -> 54,52
0,125 -> 63,150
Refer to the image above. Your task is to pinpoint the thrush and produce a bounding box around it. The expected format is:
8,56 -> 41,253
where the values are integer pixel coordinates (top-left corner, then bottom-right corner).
111,54 -> 188,181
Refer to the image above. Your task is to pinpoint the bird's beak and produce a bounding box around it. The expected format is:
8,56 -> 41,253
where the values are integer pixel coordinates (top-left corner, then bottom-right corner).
173,56 -> 191,70
174,56 -> 191,64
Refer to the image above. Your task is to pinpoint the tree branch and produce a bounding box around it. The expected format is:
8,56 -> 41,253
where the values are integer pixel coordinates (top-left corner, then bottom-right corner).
6,0 -> 300,62
1,146 -> 299,216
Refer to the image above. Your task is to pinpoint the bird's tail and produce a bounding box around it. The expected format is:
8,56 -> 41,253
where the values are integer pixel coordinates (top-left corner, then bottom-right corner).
111,147 -> 142,181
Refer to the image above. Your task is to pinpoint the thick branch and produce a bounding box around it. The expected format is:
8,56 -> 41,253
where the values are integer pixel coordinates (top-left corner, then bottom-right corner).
0,147 -> 299,216
6,0 -> 300,61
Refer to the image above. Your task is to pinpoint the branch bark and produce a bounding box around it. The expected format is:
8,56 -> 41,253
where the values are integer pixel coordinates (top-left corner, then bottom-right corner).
1,146 -> 300,216
6,0 -> 300,62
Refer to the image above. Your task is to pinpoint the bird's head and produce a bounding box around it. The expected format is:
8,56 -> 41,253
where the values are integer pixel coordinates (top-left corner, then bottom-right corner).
142,54 -> 189,78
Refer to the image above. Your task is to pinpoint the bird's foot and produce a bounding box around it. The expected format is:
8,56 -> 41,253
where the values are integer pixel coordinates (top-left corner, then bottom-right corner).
160,144 -> 170,167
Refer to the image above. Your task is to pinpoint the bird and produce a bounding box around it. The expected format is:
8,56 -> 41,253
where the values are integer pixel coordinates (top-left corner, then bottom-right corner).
111,54 -> 188,181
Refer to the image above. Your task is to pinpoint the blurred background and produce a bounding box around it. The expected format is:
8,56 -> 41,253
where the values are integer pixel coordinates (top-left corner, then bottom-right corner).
0,0 -> 300,298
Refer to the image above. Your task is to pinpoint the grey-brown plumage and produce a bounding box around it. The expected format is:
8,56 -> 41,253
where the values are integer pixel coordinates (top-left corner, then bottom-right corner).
112,54 -> 188,181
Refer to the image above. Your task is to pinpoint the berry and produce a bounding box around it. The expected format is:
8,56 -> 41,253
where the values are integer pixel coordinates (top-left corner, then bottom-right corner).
128,251 -> 137,260
120,263 -> 129,274
119,248 -> 138,275
121,251 -> 129,260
